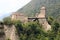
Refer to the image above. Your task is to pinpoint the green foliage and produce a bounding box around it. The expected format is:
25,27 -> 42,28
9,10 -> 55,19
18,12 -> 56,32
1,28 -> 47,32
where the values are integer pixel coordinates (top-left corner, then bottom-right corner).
6,38 -> 11,40
52,21 -> 60,32
15,21 -> 48,40
14,18 -> 60,40
2,16 -> 60,40
14,20 -> 23,35
3,17 -> 13,25
47,16 -> 54,25
17,0 -> 60,21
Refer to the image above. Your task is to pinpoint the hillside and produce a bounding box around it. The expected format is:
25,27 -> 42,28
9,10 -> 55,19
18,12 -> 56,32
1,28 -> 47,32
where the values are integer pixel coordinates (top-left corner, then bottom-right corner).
17,0 -> 60,20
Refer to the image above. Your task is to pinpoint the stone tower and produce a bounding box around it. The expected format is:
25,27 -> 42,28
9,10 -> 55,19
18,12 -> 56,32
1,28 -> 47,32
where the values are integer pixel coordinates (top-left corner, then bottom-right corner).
37,6 -> 51,31
38,6 -> 45,18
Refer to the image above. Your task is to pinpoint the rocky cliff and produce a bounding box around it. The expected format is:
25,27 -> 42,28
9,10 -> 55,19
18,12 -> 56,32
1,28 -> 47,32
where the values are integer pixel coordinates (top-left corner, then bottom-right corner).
4,25 -> 19,40
0,24 -> 19,40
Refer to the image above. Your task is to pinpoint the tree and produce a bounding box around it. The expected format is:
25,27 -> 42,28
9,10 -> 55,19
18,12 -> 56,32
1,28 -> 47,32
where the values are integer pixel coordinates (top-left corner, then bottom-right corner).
3,17 -> 13,25
14,20 -> 23,36
52,20 -> 60,33
47,16 -> 54,25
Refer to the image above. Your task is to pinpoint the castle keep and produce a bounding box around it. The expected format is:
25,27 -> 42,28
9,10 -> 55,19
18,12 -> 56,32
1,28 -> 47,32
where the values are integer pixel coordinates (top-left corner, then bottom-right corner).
38,7 -> 51,31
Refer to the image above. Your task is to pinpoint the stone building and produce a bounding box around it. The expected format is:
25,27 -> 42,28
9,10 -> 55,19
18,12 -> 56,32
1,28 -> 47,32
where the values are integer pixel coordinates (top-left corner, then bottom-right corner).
11,12 -> 28,23
37,6 -> 51,31
11,6 -> 51,31
38,6 -> 45,18
28,6 -> 51,31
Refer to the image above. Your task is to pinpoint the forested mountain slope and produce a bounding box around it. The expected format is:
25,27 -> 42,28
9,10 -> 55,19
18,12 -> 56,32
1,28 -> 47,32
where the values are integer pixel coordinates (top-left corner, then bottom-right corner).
17,0 -> 60,20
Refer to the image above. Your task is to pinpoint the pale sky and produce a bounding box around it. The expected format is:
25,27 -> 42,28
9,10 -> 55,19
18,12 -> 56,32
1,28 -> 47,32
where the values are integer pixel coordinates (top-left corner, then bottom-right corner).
0,0 -> 31,20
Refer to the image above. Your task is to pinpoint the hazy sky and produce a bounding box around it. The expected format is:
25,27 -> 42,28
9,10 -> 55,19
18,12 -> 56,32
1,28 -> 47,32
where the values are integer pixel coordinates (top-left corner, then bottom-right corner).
0,0 -> 31,20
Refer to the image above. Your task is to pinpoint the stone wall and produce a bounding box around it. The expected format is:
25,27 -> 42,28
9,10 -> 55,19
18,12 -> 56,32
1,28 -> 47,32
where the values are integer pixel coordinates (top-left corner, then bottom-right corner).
38,18 -> 51,31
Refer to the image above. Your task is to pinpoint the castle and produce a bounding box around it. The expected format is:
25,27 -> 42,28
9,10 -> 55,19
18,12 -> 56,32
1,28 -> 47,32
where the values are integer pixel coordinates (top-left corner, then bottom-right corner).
0,6 -> 51,40
11,12 -> 28,23
11,7 -> 46,22
11,6 -> 51,31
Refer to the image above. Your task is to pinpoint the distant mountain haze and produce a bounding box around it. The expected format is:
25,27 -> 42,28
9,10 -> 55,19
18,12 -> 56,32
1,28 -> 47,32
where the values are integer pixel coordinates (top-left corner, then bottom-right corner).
0,0 -> 31,20
17,0 -> 60,21
0,13 -> 12,20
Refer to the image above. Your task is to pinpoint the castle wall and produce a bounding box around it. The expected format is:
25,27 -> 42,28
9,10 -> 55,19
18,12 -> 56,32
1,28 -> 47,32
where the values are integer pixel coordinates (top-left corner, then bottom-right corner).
38,18 -> 51,31
11,12 -> 28,23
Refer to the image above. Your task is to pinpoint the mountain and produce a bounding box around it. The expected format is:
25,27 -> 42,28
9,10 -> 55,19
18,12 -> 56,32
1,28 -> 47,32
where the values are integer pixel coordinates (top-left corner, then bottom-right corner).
17,0 -> 60,20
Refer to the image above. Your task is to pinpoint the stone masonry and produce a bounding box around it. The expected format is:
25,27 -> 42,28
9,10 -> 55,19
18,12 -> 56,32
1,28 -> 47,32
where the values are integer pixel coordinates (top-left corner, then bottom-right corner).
37,7 -> 51,31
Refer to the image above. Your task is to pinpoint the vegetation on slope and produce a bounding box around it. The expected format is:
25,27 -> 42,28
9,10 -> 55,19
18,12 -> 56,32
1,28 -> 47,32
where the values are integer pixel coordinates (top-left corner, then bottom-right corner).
17,0 -> 60,21
14,17 -> 60,40
2,16 -> 60,40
